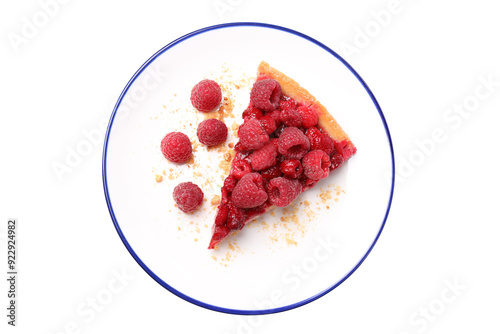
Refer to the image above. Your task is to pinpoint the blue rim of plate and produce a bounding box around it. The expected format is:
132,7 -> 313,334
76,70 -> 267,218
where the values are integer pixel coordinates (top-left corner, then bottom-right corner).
102,22 -> 395,315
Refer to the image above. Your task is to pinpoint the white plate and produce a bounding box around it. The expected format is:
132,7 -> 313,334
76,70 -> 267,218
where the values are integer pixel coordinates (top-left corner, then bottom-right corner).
103,23 -> 394,315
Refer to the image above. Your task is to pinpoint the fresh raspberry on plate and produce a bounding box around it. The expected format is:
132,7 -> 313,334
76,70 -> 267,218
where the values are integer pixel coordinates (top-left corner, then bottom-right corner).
266,177 -> 302,207
231,173 -> 268,209
250,79 -> 281,112
238,118 -> 269,150
302,150 -> 331,180
278,127 -> 310,159
190,79 -> 222,112
161,132 -> 192,163
173,182 -> 204,213
197,118 -> 228,146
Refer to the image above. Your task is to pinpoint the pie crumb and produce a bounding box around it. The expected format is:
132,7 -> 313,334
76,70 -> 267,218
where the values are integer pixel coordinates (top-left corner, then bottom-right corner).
211,195 -> 221,206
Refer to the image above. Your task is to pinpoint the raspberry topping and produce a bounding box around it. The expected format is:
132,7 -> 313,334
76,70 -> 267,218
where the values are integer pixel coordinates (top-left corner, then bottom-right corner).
249,141 -> 277,171
196,118 -> 228,146
259,115 -> 277,134
214,204 -> 229,226
280,159 -> 303,179
161,132 -> 192,163
260,165 -> 282,181
266,177 -> 302,207
238,118 -> 269,150
267,109 -> 282,127
330,150 -> 345,170
226,206 -> 246,230
190,79 -> 222,112
306,127 -> 335,156
278,127 -> 310,159
297,105 -> 318,128
250,79 -> 281,112
234,141 -> 250,153
172,182 -> 204,213
231,159 -> 252,180
231,173 -> 268,209
302,150 -> 331,180
223,174 -> 237,193
279,99 -> 302,128
242,105 -> 263,120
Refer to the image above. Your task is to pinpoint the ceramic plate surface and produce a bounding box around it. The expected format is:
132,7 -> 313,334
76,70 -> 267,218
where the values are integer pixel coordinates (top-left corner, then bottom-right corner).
103,22 -> 394,315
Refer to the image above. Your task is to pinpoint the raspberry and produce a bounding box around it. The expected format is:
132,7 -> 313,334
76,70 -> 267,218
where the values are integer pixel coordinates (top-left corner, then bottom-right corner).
270,137 -> 280,150
242,105 -> 263,120
279,99 -> 301,127
238,118 -> 269,150
306,127 -> 334,156
190,79 -> 222,112
226,206 -> 246,230
298,174 -> 318,189
280,159 -> 303,179
215,204 -> 229,226
259,115 -> 277,134
330,150 -> 344,170
231,173 -> 268,209
223,174 -> 237,193
231,159 -> 252,180
196,118 -> 228,146
278,127 -> 310,159
234,141 -> 250,153
297,105 -> 318,128
250,79 -> 281,112
302,150 -> 331,180
172,182 -> 204,213
266,177 -> 302,207
260,165 -> 282,181
267,109 -> 282,127
249,141 -> 277,171
161,132 -> 192,163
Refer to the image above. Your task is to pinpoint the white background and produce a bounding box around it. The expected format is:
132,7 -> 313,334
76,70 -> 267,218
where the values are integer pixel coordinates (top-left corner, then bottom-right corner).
1,0 -> 499,333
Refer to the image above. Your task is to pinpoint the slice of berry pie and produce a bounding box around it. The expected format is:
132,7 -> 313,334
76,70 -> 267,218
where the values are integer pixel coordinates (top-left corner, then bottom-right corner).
208,61 -> 356,249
